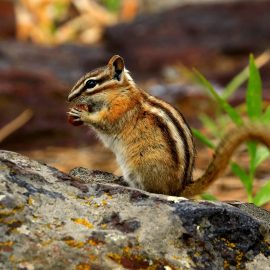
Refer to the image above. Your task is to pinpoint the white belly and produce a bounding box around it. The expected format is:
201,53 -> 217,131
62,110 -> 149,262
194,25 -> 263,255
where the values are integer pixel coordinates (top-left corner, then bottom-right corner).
96,132 -> 138,187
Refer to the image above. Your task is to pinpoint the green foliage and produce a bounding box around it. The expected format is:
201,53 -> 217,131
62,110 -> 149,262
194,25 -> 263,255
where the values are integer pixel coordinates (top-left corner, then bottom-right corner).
200,193 -> 217,201
193,55 -> 270,206
191,128 -> 215,149
231,162 -> 253,202
246,55 -> 262,120
254,181 -> 270,206
263,107 -> 270,123
222,67 -> 249,100
102,0 -> 121,12
194,70 -> 243,126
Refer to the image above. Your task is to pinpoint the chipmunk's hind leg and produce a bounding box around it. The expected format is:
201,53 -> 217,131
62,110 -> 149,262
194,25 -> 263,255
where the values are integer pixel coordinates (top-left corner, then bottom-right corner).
135,162 -> 182,195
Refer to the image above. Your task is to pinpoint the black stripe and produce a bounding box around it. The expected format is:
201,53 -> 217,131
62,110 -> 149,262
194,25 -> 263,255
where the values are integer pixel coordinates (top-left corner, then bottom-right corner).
173,106 -> 195,182
143,93 -> 193,185
151,114 -> 179,166
68,76 -> 111,101
85,86 -> 110,97
68,87 -> 84,101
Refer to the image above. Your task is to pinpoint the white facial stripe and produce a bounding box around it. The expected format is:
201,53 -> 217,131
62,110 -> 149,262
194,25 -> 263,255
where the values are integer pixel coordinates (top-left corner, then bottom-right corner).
85,80 -> 117,94
68,84 -> 84,100
68,76 -> 99,100
83,73 -> 109,93
85,84 -> 99,93
69,69 -> 134,100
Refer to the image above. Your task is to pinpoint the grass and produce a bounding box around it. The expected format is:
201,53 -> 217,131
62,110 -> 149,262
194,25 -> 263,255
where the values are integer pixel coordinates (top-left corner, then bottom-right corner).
193,54 -> 270,207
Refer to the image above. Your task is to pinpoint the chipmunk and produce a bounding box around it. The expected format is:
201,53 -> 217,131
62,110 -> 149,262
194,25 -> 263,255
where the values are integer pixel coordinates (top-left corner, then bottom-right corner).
67,55 -> 270,197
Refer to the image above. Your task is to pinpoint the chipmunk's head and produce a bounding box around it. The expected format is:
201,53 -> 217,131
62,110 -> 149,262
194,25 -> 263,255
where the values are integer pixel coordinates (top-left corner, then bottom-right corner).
67,55 -> 134,104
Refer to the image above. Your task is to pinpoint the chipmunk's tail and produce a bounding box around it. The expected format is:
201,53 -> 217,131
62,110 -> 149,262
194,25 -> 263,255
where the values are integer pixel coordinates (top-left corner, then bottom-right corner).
181,124 -> 270,197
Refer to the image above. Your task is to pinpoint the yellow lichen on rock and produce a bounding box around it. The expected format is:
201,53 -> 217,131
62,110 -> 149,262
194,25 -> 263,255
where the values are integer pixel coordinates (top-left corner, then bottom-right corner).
72,217 -> 94,229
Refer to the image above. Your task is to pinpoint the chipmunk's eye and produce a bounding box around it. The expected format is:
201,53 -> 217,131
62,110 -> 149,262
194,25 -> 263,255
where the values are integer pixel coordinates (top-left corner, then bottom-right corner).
85,79 -> 97,89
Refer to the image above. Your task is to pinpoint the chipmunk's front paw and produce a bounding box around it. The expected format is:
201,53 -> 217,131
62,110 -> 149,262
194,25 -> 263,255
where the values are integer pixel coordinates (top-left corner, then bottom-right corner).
67,104 -> 89,126
69,107 -> 82,117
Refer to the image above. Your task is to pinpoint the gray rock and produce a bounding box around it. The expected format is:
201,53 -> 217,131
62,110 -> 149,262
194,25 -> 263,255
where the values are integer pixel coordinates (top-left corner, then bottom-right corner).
0,150 -> 270,270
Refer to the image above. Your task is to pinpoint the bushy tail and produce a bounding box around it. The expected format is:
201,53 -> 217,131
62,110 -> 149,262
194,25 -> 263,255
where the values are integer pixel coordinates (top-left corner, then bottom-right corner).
181,124 -> 270,197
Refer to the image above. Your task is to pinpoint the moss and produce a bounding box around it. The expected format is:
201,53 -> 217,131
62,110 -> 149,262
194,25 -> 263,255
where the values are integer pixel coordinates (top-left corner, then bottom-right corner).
107,246 -> 177,270
101,199 -> 108,206
235,250 -> 244,270
223,259 -> 230,269
105,193 -> 113,200
0,241 -> 14,252
64,239 -> 85,248
76,263 -> 91,270
63,234 -> 105,250
220,237 -> 236,249
107,247 -> 150,268
28,196 -> 34,205
88,254 -> 97,261
41,239 -> 54,247
100,223 -> 107,229
72,218 -> 94,229
0,241 -> 13,247
87,239 -> 99,246
0,205 -> 24,219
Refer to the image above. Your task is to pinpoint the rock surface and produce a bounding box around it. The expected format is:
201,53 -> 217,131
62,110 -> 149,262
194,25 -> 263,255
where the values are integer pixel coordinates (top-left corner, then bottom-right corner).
0,0 -> 15,38
0,150 -> 270,270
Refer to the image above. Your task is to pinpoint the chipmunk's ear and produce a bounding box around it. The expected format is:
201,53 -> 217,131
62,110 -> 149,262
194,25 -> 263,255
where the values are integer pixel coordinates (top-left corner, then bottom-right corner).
108,55 -> 125,81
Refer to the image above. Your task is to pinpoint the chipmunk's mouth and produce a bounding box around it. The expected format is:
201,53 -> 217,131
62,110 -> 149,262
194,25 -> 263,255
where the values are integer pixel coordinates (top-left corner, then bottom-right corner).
67,98 -> 105,126
67,104 -> 90,126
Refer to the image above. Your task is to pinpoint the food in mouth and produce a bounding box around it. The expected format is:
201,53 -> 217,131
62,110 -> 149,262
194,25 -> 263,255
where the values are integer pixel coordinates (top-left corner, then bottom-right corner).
67,104 -> 89,126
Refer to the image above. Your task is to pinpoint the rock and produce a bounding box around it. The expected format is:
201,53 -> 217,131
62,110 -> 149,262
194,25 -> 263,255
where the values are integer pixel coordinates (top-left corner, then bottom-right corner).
0,40 -> 109,149
0,69 -> 97,150
0,42 -> 110,150
0,0 -> 16,38
0,41 -> 108,85
0,150 -> 270,269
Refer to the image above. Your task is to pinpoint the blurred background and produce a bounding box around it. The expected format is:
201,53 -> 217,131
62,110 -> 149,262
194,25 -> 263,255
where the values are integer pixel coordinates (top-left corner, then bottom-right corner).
1,0 -> 270,206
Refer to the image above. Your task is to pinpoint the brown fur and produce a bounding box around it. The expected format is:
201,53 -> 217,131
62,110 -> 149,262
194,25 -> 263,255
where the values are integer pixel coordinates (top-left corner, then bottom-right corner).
68,55 -> 270,197
181,124 -> 270,197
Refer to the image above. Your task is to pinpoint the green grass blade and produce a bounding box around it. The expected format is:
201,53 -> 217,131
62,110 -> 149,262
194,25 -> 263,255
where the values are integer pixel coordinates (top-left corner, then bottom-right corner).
192,128 -> 215,149
222,68 -> 249,100
194,69 -> 221,100
246,54 -> 262,120
222,50 -> 270,100
254,146 -> 270,168
223,50 -> 270,100
199,114 -> 221,138
220,102 -> 243,126
253,181 -> 270,206
231,162 -> 253,202
247,142 -> 257,179
262,106 -> 270,123
194,69 -> 243,126
201,193 -> 217,201
102,0 -> 121,12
